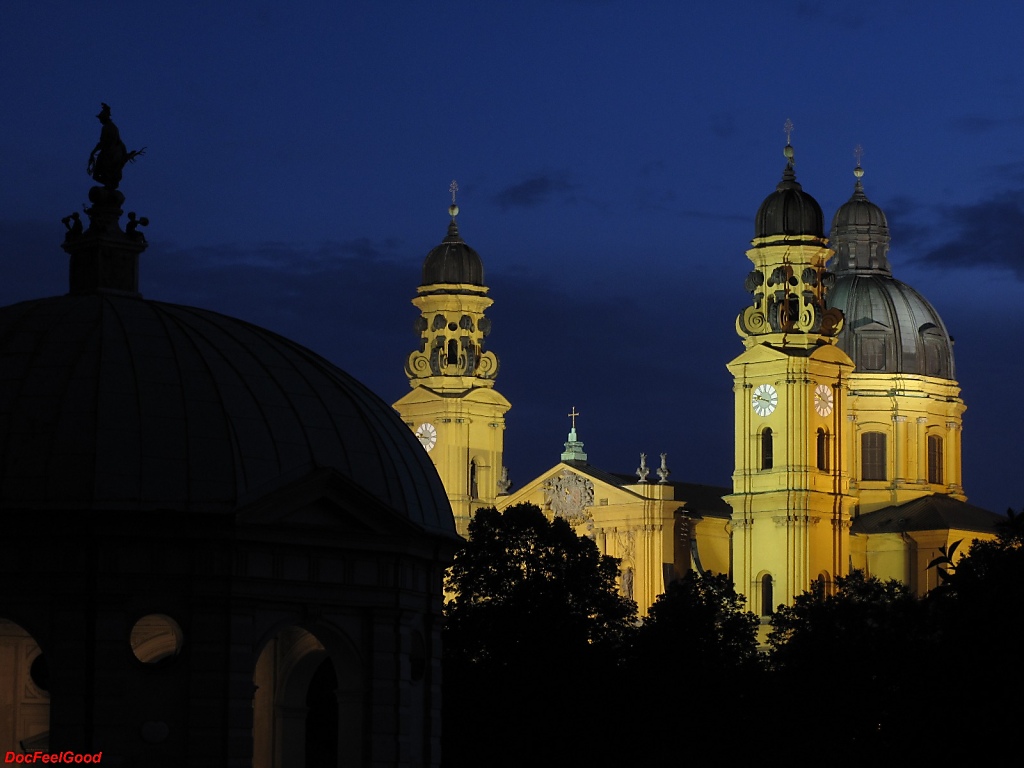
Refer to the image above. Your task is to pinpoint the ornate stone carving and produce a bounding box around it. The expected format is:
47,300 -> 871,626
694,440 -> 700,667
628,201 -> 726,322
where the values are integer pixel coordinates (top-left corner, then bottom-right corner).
543,470 -> 594,523
657,453 -> 670,484
496,466 -> 511,495
636,453 -> 649,483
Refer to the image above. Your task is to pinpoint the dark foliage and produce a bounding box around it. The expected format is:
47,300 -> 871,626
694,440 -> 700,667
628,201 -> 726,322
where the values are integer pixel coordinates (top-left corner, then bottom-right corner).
637,571 -> 759,671
442,504 -> 637,767
444,504 -> 636,668
767,571 -> 935,755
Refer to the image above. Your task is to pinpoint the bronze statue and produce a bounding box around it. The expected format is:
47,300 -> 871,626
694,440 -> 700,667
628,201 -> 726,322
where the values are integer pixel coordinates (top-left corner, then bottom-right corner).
86,103 -> 145,189
61,212 -> 83,241
125,211 -> 149,241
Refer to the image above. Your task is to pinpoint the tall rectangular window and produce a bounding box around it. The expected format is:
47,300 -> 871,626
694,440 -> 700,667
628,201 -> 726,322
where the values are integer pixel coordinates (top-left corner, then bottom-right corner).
861,432 -> 887,481
816,428 -> 829,471
928,435 -> 944,485
761,428 -> 773,470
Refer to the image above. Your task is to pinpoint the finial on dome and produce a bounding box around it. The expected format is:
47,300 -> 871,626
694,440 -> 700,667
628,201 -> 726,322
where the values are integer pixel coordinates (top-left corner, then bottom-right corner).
854,144 -> 865,180
783,118 -> 795,166
448,179 -> 459,220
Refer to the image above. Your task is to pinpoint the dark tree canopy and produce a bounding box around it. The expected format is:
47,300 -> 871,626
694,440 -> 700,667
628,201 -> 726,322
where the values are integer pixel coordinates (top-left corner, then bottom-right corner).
637,570 -> 759,671
442,504 -> 637,767
444,503 -> 636,668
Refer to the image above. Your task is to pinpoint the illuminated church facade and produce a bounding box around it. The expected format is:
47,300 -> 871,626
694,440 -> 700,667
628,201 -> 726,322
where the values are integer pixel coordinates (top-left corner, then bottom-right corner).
396,146 -> 998,617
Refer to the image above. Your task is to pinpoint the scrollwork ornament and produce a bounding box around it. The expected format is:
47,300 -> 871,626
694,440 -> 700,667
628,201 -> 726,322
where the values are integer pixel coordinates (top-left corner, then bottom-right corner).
476,351 -> 499,378
405,351 -> 433,378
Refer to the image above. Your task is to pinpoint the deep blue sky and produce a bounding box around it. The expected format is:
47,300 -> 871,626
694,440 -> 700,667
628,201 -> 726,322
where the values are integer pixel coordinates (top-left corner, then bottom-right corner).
2,1 -> 1022,513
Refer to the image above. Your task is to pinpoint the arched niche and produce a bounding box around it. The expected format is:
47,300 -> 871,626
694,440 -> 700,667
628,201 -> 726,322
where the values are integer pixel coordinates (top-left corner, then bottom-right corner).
0,618 -> 50,755
252,625 -> 363,768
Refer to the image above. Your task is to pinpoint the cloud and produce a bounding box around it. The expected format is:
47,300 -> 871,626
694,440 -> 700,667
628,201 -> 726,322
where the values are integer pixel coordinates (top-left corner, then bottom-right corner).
913,189 -> 1024,278
492,173 -> 574,210
951,115 -> 1024,135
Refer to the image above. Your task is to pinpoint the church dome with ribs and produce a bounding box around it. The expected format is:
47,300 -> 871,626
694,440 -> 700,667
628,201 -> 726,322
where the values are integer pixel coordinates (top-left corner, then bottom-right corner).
0,294 -> 455,535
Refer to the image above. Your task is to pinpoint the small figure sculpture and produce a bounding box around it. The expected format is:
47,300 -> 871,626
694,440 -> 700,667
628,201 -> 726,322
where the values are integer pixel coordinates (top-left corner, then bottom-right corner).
61,212 -> 83,241
496,465 -> 512,495
636,453 -> 649,483
622,567 -> 634,601
657,453 -> 670,484
87,103 -> 145,189
126,211 -> 149,241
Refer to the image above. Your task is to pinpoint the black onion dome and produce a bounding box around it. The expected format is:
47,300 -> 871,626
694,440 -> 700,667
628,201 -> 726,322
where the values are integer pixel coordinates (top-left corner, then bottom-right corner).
755,163 -> 825,241
828,274 -> 955,379
830,169 -> 892,274
0,294 -> 456,536
421,220 -> 484,286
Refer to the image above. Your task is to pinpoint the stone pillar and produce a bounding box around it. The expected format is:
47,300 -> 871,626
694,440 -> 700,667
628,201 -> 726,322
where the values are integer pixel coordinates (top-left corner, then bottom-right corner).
915,417 -> 928,484
893,415 -> 907,485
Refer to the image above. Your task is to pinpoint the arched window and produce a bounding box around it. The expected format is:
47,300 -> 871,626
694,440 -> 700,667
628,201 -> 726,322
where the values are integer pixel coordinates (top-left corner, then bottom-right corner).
446,338 -> 459,368
816,428 -> 829,471
0,619 -> 50,755
861,431 -> 887,481
928,435 -> 944,485
761,574 -> 774,616
469,459 -> 479,499
761,428 -> 773,470
815,572 -> 832,600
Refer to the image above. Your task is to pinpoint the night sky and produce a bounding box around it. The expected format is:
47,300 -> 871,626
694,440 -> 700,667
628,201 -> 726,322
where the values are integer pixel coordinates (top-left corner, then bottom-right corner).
2,1 -> 1022,514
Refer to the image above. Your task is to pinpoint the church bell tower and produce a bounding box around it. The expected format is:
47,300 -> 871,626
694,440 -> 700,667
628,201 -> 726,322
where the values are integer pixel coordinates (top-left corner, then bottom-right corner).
393,184 -> 511,536
725,129 -> 855,615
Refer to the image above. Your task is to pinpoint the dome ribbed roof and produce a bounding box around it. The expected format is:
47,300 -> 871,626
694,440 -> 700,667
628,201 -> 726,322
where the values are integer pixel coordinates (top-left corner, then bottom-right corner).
755,163 -> 824,241
830,168 -> 892,274
421,220 -> 484,286
827,166 -> 954,379
828,274 -> 955,379
0,294 -> 456,535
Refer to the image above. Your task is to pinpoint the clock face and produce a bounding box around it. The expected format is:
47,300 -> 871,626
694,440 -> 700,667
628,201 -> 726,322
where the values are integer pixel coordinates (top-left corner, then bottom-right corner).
813,383 -> 834,417
751,384 -> 778,417
415,423 -> 437,452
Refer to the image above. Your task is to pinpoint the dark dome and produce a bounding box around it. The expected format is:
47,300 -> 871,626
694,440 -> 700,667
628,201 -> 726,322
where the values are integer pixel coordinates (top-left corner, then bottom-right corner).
0,294 -> 455,535
828,274 -> 955,379
830,169 -> 892,273
755,163 -> 824,241
421,220 -> 484,286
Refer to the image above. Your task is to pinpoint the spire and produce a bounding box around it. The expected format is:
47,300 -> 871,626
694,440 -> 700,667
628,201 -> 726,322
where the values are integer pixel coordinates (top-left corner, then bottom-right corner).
446,179 -> 461,240
62,104 -> 148,297
561,407 -> 588,462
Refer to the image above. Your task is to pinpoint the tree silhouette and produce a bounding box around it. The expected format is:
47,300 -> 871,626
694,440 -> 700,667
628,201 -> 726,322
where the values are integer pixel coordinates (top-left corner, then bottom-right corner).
442,504 -> 637,767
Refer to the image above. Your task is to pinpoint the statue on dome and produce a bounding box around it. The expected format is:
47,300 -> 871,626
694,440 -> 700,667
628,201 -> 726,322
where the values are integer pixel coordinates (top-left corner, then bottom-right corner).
126,211 -> 149,241
61,211 -> 83,241
87,103 -> 145,189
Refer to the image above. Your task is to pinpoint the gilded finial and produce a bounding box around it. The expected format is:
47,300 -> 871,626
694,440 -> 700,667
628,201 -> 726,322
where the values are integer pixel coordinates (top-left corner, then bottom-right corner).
448,179 -> 459,219
783,119 -> 795,165
853,144 -> 865,179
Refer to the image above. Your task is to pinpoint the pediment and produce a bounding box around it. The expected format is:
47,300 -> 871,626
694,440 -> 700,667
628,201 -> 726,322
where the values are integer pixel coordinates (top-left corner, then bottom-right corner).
852,319 -> 891,332
497,462 -> 648,514
236,467 -> 425,539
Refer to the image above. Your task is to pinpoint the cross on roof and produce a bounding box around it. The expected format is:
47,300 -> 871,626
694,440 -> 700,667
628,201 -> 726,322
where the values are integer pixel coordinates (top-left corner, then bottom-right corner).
854,144 -> 864,167
568,406 -> 579,430
449,179 -> 458,205
784,118 -> 794,145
